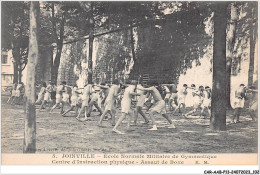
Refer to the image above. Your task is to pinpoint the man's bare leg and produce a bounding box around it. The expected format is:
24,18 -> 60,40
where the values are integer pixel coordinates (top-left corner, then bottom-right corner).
11,97 -> 17,105
232,108 -> 241,123
39,100 -> 47,111
236,108 -> 242,123
86,101 -> 95,117
113,113 -> 126,134
148,111 -> 157,130
50,103 -> 59,113
109,110 -> 115,126
162,114 -> 175,128
232,108 -> 240,123
73,107 -> 78,117
184,108 -> 196,118
164,99 -> 169,112
99,109 -> 109,126
82,106 -> 91,121
127,112 -> 134,130
138,107 -> 149,123
207,107 -> 211,118
62,106 -> 74,116
146,103 -> 153,112
173,103 -> 182,115
76,106 -> 85,121
249,109 -> 256,121
35,98 -> 42,105
94,103 -> 103,115
60,102 -> 65,114
7,96 -> 14,104
200,107 -> 206,118
169,99 -> 173,111
133,110 -> 138,125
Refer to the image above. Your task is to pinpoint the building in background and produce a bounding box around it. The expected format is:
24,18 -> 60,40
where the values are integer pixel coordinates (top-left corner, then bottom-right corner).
1,49 -> 14,89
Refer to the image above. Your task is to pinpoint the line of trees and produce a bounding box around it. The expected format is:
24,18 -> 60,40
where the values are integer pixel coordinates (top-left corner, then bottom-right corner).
1,2 -> 257,152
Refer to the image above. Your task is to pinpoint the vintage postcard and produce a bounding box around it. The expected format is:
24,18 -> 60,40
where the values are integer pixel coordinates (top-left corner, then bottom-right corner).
1,0 -> 259,174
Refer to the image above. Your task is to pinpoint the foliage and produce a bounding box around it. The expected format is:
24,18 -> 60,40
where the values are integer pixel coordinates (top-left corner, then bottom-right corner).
131,2 -> 212,83
231,2 -> 258,75
1,1 -> 257,84
1,1 -> 30,77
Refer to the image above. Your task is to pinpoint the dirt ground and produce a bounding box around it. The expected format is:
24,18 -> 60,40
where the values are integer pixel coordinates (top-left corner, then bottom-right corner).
1,95 -> 258,153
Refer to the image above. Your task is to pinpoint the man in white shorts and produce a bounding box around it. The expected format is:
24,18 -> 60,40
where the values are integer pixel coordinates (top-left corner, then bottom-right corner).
39,81 -> 54,111
76,81 -> 94,121
7,83 -> 17,104
232,84 -> 246,123
113,80 -> 140,134
50,81 -> 66,114
200,86 -> 211,118
133,83 -> 149,125
173,84 -> 187,115
162,84 -> 171,112
164,83 -> 178,111
61,84 -> 71,112
11,82 -> 24,105
145,93 -> 154,112
137,81 -> 175,131
98,79 -> 121,127
96,82 -> 110,109
86,86 -> 103,117
62,85 -> 81,117
184,84 -> 203,118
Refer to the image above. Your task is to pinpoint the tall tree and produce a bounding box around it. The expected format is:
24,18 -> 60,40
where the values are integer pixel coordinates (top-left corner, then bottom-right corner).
1,2 -> 29,83
248,4 -> 257,87
78,2 -> 95,84
226,3 -> 238,108
24,1 -> 40,153
129,23 -> 136,63
210,2 -> 228,131
50,2 -> 67,84
88,3 -> 94,84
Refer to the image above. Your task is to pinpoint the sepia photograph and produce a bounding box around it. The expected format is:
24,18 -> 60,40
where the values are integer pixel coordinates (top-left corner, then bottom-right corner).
0,0 -> 258,171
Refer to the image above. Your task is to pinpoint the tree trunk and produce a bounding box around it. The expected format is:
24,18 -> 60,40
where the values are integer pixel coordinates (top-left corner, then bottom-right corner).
226,3 -> 238,108
88,3 -> 94,84
18,66 -> 22,83
130,23 -> 136,63
210,3 -> 228,131
248,7 -> 257,87
23,1 -> 40,153
12,47 -> 22,83
50,3 -> 66,84
12,48 -> 19,84
88,35 -> 94,84
51,46 -> 62,84
10,13 -> 19,84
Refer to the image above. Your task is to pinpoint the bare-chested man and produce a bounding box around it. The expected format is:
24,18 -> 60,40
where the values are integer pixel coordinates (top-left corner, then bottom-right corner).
133,83 -> 149,125
184,84 -> 203,118
50,81 -> 66,114
98,79 -> 121,127
62,85 -> 81,117
76,81 -> 94,121
113,80 -> 140,134
86,85 -> 103,117
137,81 -> 176,131
39,80 -> 54,111
173,84 -> 187,115
200,86 -> 211,119
96,82 -> 110,109
232,84 -> 247,123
